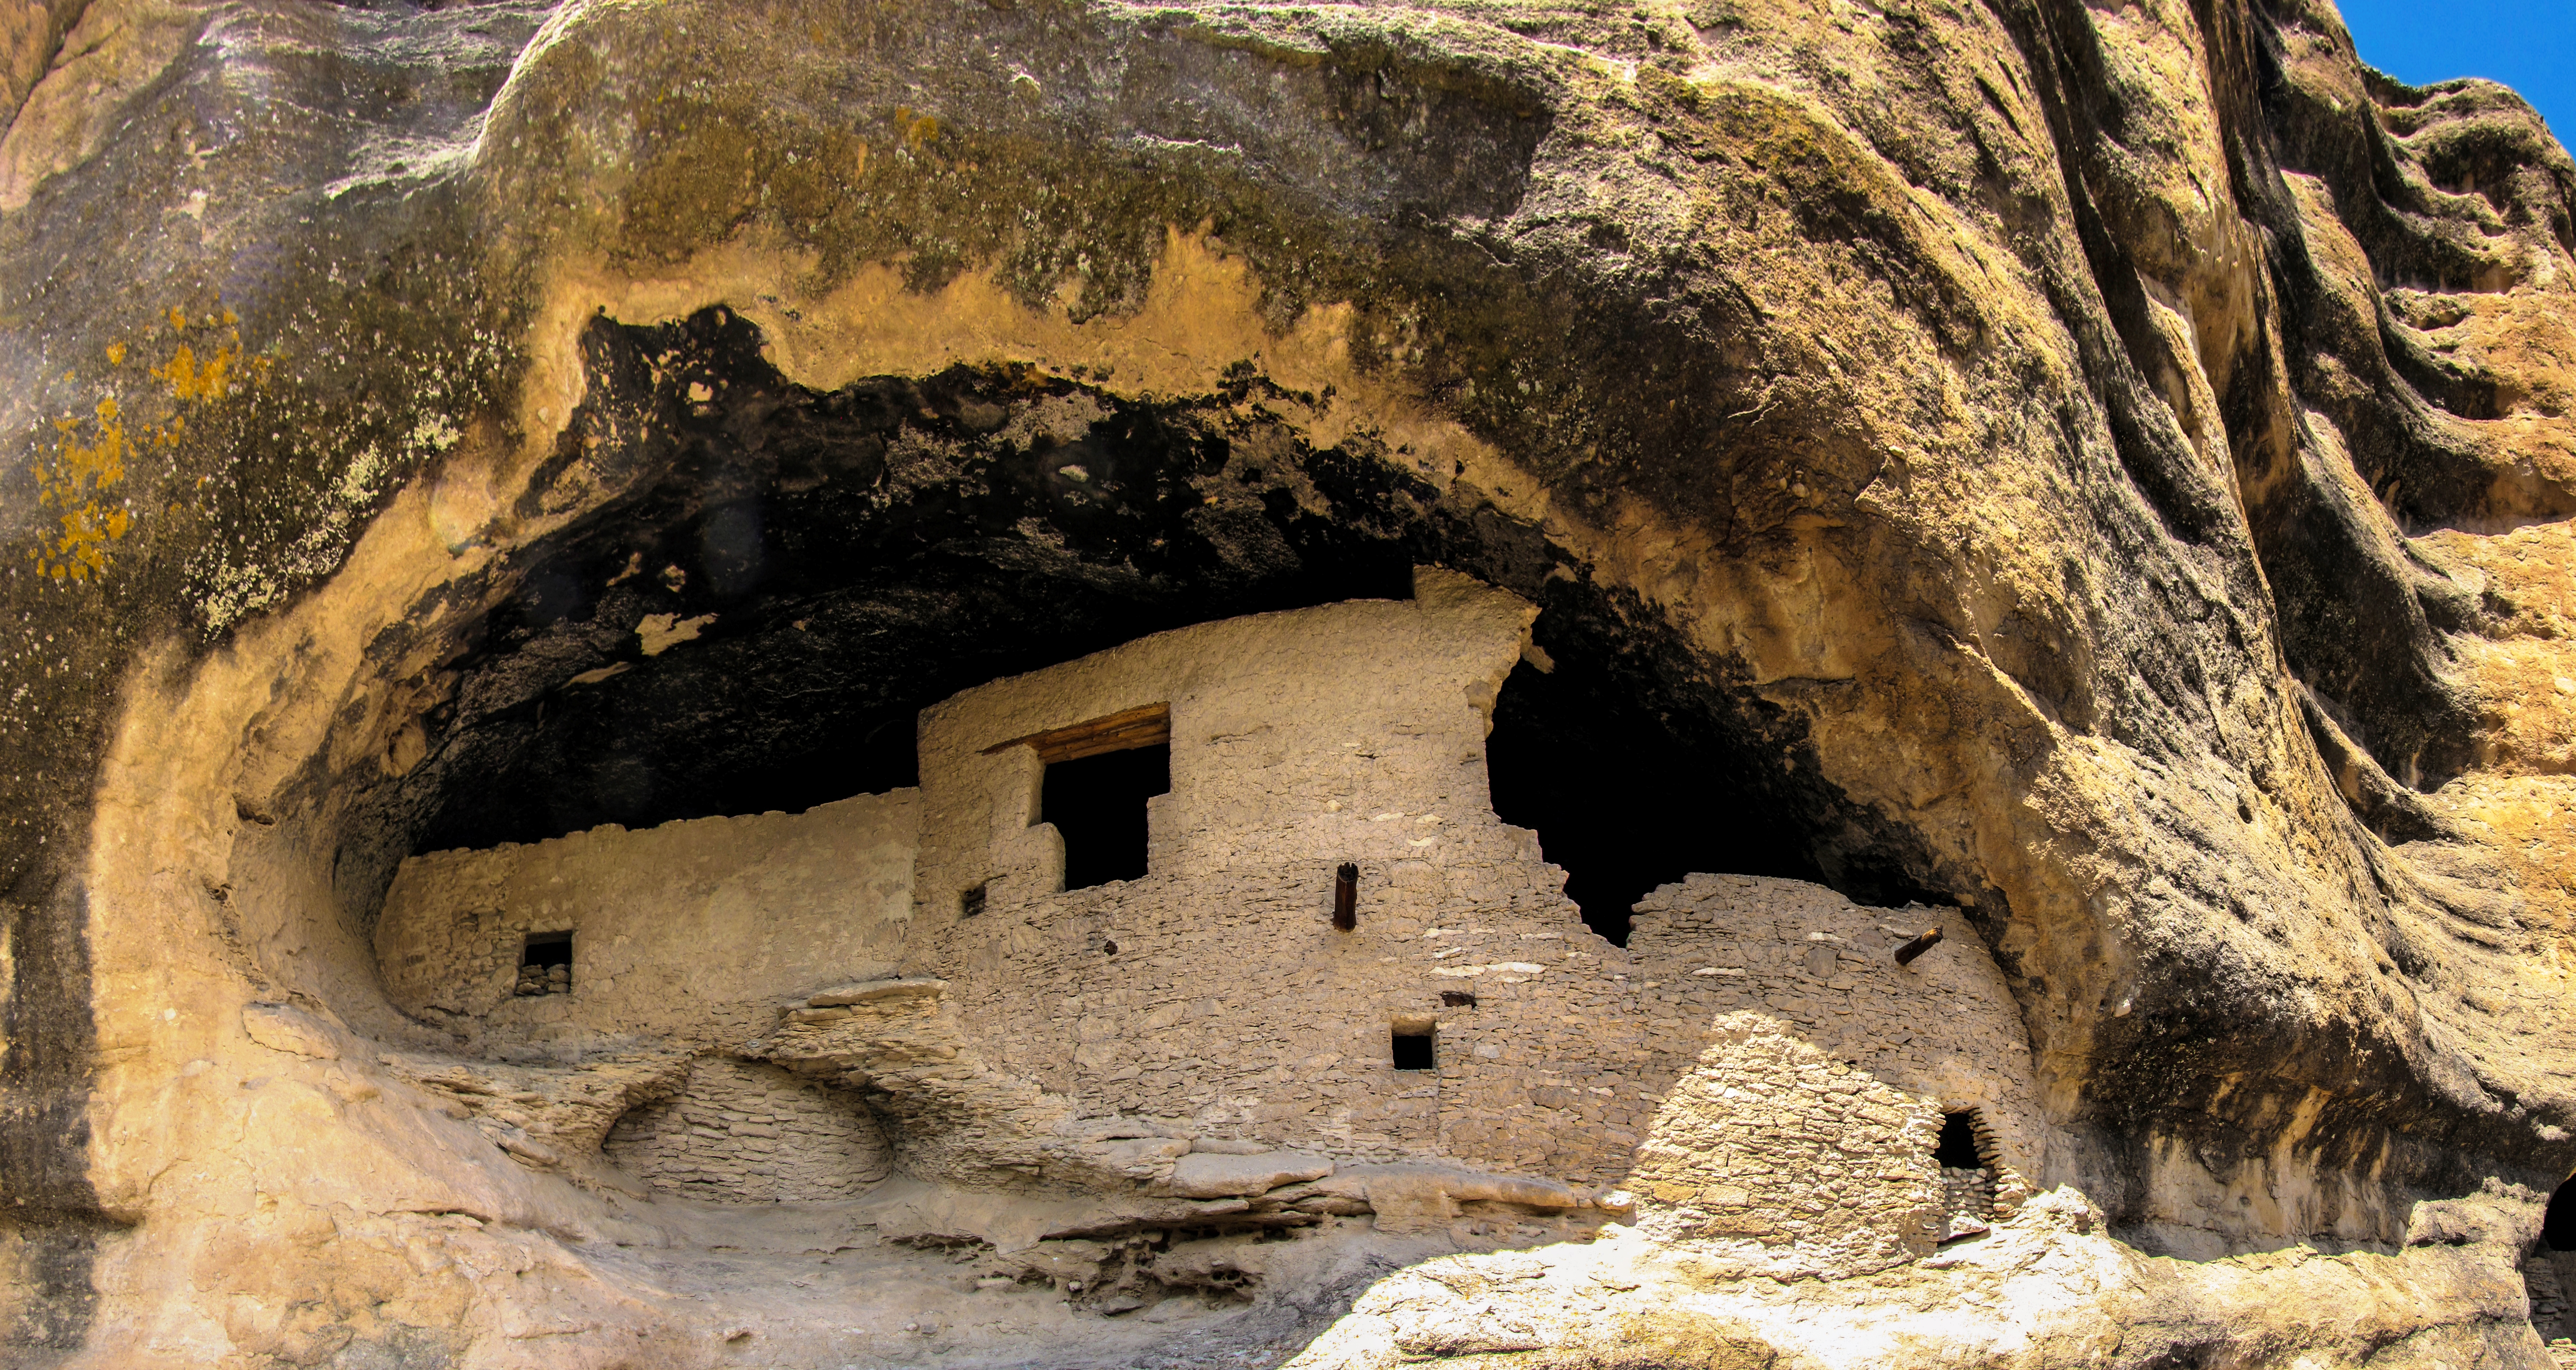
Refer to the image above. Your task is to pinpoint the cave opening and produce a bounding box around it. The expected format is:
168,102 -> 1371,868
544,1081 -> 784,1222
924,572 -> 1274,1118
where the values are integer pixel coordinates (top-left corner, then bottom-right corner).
1483,610 -> 1824,945
330,306 -> 1940,956
1042,743 -> 1171,890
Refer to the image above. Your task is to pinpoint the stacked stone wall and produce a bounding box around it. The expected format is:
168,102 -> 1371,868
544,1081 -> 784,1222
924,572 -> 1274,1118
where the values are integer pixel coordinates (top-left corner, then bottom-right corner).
1626,1013 -> 1944,1274
1625,873 -> 2051,1218
603,1056 -> 893,1202
914,577 -> 1678,1183
1941,1166 -> 1996,1229
373,790 -> 917,1053
372,581 -> 2054,1260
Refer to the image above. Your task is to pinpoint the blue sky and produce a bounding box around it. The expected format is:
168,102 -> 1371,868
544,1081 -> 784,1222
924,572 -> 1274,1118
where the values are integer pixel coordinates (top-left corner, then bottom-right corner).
2337,0 -> 2574,139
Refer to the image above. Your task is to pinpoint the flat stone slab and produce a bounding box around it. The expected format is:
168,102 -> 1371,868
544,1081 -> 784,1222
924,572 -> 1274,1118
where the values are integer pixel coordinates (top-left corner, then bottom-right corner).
807,977 -> 948,1007
1316,1164 -> 1581,1231
1166,1150 -> 1334,1198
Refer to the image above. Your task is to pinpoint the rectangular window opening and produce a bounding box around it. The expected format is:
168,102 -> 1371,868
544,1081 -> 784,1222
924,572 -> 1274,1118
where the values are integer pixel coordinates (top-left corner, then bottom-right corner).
1029,707 -> 1171,891
1392,1026 -> 1436,1071
960,883 -> 988,917
517,932 -> 572,998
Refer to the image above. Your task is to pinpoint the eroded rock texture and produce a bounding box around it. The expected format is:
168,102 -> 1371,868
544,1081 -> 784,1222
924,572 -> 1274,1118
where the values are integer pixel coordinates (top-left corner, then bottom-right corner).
4,0 -> 2576,1363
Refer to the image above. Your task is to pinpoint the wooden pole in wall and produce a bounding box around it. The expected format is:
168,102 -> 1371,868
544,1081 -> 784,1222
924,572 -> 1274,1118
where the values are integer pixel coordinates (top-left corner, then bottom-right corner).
1333,863 -> 1358,930
1894,926 -> 1943,966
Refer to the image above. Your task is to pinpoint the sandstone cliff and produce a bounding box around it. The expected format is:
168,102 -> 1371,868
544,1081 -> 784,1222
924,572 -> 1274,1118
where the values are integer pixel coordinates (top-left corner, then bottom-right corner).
3,0 -> 2575,1364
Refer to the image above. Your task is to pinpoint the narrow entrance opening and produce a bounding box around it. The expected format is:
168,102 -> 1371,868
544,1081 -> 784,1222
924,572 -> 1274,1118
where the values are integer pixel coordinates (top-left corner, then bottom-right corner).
2527,1177 -> 2576,1345
1392,1026 -> 1436,1071
1933,1111 -> 1983,1169
1932,1108 -> 1994,1241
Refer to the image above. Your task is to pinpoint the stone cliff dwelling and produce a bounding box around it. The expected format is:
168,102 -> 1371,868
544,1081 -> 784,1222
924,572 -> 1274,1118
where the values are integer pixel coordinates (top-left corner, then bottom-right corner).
371,572 -> 2052,1287
21,0 -> 2576,1363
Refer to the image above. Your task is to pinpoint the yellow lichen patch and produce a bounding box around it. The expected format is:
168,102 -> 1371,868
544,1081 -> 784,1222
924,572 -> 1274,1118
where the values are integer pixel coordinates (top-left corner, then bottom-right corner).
152,335 -> 240,402
23,299 -> 263,584
29,394 -> 132,582
894,106 -> 939,149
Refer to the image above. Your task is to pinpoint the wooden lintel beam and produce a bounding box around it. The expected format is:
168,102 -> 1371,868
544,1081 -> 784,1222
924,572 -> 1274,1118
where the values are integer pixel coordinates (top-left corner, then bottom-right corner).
981,703 -> 1173,762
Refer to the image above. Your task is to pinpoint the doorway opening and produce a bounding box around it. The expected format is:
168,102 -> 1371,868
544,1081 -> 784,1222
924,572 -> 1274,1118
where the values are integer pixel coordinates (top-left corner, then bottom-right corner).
1932,1108 -> 1995,1241
2526,1177 -> 2576,1346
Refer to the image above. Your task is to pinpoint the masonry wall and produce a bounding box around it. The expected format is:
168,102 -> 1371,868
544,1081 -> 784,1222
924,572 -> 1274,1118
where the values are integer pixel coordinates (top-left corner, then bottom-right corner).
368,574 -> 2057,1268
603,1057 -> 893,1202
1626,1013 -> 1944,1275
373,790 -> 918,1054
1624,872 -> 2053,1215
902,573 -> 2059,1209
908,572 -> 1661,1183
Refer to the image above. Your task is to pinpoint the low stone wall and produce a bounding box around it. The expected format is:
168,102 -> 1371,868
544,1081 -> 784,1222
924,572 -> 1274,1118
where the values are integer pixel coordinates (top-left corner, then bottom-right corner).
1625,873 -> 2049,1217
603,1056 -> 893,1203
1942,1166 -> 1997,1232
373,791 -> 918,1053
1627,1013 -> 1944,1274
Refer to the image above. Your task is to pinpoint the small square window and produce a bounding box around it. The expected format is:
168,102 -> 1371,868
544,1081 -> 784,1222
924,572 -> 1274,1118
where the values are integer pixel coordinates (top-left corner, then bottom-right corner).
1392,1027 -> 1435,1071
960,883 -> 988,917
516,932 -> 572,997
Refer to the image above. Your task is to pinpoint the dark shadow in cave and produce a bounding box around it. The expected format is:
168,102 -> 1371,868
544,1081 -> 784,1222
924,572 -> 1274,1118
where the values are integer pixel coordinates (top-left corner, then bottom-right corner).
1484,608 -> 1822,946
2546,1175 -> 2576,1251
337,305 -> 1422,899
330,306 -> 1954,938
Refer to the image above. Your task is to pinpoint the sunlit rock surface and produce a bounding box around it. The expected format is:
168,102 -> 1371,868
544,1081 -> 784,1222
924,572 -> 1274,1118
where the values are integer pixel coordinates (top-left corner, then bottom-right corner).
6,0 -> 2576,1364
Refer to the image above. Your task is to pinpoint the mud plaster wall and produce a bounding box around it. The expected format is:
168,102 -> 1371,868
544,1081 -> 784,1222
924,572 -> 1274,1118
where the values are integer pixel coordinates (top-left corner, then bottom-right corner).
602,1056 -> 892,1202
373,790 -> 918,1053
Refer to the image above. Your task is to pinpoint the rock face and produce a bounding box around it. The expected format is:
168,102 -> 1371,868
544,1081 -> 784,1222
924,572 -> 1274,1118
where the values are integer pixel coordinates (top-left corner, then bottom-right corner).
5,0 -> 2576,1363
